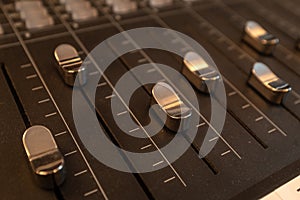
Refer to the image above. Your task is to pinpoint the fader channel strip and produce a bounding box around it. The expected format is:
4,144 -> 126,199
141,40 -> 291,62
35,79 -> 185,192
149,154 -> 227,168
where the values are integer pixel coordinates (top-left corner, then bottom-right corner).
0,0 -> 300,200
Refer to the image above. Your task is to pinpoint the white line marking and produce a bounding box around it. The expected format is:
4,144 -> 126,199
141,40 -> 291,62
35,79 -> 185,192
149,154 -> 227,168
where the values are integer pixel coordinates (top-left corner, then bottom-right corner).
74,170 -> 88,177
55,131 -> 67,137
153,160 -> 164,167
294,99 -> 300,105
84,189 -> 98,197
117,111 -> 127,116
164,176 -> 176,183
105,94 -> 115,99
238,54 -> 246,60
140,144 -> 152,150
196,122 -> 206,127
129,127 -> 140,133
268,128 -> 277,134
137,58 -> 147,63
221,150 -> 231,156
45,112 -> 57,118
38,98 -> 50,104
89,71 -> 99,76
242,104 -> 250,109
227,45 -> 235,51
31,86 -> 43,91
209,137 -> 219,142
26,74 -> 37,79
147,68 -> 156,73
64,150 -> 77,157
228,91 -> 237,96
97,82 -> 107,87
20,63 -> 31,68
255,116 -> 264,122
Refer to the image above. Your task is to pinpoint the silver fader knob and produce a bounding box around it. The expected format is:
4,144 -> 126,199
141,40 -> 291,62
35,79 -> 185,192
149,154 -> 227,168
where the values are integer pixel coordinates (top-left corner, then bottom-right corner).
54,44 -> 86,86
152,82 -> 192,132
248,62 -> 291,104
23,126 -> 65,189
15,1 -> 43,11
24,15 -> 54,29
183,51 -> 220,93
243,21 -> 279,55
112,0 -> 137,15
72,8 -> 98,21
149,0 -> 173,8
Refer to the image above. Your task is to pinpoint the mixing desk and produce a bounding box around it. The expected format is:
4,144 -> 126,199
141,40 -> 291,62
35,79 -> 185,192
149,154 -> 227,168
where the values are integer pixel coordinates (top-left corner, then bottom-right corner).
0,0 -> 300,199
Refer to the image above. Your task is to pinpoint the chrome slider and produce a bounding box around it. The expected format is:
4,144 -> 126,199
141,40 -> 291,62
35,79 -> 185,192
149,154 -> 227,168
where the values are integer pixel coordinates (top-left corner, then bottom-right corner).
112,0 -> 137,15
152,82 -> 192,132
54,44 -> 86,86
149,0 -> 173,8
243,21 -> 279,55
23,126 -> 65,189
182,51 -> 220,93
248,62 -> 291,104
15,1 -> 54,30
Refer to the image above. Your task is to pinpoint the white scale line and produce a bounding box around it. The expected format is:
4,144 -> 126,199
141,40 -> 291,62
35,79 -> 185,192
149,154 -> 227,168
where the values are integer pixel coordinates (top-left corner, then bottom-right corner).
74,170 -> 88,177
209,137 -> 219,142
147,68 -> 156,73
196,122 -> 206,128
1,4 -> 109,200
140,144 -> 152,150
105,94 -> 115,99
84,189 -> 98,197
242,104 -> 250,109
89,71 -> 99,76
26,74 -> 37,79
268,128 -> 277,134
20,63 -> 31,68
129,127 -> 140,133
97,82 -> 107,87
221,150 -> 231,156
64,150 -> 77,157
164,176 -> 176,183
153,160 -> 164,167
295,100 -> 300,105
228,91 -> 237,96
55,131 -> 67,137
117,111 -> 127,116
137,58 -> 147,63
238,54 -> 246,60
31,86 -> 43,91
45,112 -> 57,118
255,116 -> 264,122
38,98 -> 50,104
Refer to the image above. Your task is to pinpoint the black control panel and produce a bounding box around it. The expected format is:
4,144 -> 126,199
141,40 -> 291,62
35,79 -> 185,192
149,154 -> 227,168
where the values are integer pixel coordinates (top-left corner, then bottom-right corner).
0,0 -> 300,200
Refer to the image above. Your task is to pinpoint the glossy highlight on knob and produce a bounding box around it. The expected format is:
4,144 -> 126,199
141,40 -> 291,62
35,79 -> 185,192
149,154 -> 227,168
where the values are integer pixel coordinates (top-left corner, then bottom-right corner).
54,44 -> 86,86
23,125 -> 66,189
242,21 -> 279,55
248,62 -> 291,104
152,82 -> 192,132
